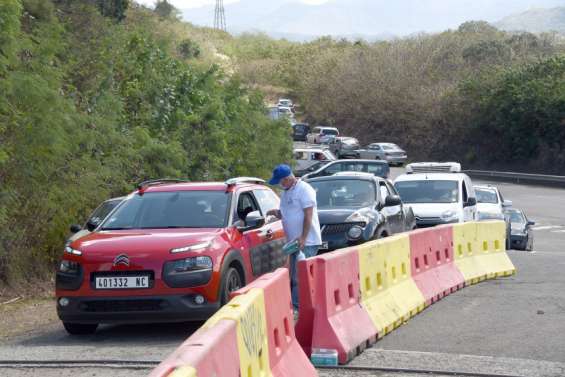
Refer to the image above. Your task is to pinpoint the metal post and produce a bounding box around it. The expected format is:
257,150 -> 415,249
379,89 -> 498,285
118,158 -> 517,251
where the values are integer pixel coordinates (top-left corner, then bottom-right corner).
214,0 -> 226,31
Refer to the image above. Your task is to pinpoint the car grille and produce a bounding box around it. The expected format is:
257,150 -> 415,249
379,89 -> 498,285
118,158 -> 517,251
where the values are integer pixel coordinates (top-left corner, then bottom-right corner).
322,222 -> 365,235
80,299 -> 165,313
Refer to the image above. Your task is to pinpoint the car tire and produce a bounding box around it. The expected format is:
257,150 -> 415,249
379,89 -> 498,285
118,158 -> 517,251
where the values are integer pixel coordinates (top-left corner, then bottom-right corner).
63,322 -> 98,335
526,237 -> 533,252
220,267 -> 244,305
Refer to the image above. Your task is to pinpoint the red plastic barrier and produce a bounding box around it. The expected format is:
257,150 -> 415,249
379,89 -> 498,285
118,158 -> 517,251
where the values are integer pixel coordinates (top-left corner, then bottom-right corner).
295,248 -> 378,364
409,225 -> 465,306
149,319 -> 240,377
231,268 -> 317,376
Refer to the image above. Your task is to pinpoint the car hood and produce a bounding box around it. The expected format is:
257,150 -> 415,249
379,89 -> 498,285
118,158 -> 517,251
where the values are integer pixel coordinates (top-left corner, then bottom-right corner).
71,228 -> 224,255
407,203 -> 460,218
477,203 -> 500,213
317,207 -> 374,224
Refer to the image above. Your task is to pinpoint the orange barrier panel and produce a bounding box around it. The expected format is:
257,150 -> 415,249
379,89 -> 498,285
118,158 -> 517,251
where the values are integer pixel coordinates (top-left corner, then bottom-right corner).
295,247 -> 378,364
231,269 -> 317,376
409,225 -> 465,306
149,319 -> 240,377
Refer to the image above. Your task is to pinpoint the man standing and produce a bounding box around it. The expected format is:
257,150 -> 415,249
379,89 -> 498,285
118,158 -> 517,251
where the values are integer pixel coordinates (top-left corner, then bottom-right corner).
267,164 -> 322,311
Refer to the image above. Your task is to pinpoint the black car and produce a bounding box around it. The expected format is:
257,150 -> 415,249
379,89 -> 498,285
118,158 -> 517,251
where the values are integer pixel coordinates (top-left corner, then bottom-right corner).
504,208 -> 535,251
306,173 -> 416,252
302,159 -> 390,180
292,123 -> 310,142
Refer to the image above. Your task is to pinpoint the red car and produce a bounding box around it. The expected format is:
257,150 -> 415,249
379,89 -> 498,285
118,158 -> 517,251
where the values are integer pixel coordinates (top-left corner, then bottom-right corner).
56,178 -> 286,334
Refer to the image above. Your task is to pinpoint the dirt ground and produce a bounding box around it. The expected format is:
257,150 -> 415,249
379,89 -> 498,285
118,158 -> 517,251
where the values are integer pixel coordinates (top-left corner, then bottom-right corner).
0,296 -> 58,340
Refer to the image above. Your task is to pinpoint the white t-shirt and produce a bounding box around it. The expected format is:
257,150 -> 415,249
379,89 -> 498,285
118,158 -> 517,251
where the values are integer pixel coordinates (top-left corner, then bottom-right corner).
280,180 -> 322,247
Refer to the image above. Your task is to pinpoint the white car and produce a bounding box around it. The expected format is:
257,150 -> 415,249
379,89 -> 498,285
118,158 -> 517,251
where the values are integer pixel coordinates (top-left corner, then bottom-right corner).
306,126 -> 340,144
293,148 -> 336,176
393,162 -> 477,227
474,185 -> 512,221
277,106 -> 295,119
277,98 -> 294,108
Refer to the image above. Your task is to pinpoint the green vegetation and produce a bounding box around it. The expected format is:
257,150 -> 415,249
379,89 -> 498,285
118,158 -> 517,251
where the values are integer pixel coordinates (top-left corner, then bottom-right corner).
0,0 -> 291,287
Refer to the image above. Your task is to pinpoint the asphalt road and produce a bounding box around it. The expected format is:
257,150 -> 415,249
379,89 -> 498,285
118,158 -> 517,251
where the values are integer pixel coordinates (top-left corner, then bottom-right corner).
1,167 -> 564,376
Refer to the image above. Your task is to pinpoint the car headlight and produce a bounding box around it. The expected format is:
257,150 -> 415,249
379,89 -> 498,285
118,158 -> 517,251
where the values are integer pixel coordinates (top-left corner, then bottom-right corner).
441,210 -> 458,221
59,260 -> 81,274
345,212 -> 370,225
64,246 -> 82,256
478,212 -> 505,221
170,241 -> 211,254
172,256 -> 213,272
347,225 -> 364,240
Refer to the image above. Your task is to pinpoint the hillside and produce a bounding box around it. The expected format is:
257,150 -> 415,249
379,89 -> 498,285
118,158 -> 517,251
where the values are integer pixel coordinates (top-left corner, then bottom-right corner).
496,7 -> 565,33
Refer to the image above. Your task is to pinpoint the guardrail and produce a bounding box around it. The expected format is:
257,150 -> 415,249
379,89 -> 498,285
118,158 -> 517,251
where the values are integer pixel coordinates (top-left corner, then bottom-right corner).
464,170 -> 565,188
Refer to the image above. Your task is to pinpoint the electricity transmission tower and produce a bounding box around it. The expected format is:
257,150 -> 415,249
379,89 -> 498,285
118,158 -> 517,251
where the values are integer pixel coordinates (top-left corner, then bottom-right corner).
214,0 -> 226,31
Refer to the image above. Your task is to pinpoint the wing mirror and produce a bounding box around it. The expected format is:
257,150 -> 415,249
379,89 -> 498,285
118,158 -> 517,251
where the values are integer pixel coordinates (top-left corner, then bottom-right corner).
527,220 -> 536,226
70,224 -> 82,233
464,197 -> 477,207
384,195 -> 402,207
502,200 -> 513,208
237,210 -> 265,232
86,220 -> 99,232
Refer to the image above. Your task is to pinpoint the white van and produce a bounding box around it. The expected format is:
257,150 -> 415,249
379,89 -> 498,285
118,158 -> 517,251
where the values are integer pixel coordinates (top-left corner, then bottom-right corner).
393,162 -> 477,227
293,148 -> 336,176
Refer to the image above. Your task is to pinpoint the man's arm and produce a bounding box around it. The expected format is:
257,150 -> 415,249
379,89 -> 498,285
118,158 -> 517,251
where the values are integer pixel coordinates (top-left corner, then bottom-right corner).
266,209 -> 281,219
298,207 -> 314,250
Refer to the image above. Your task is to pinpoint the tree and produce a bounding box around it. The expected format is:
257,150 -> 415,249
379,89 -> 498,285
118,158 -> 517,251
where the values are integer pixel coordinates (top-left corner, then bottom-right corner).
178,39 -> 201,59
97,0 -> 129,22
154,0 -> 180,20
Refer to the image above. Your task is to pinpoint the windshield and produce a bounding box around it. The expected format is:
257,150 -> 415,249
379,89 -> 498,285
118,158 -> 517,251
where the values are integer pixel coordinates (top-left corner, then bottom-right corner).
311,179 -> 375,209
342,138 -> 358,145
506,210 -> 525,224
395,180 -> 459,204
308,160 -> 330,172
475,188 -> 498,204
101,191 -> 229,230
322,129 -> 338,136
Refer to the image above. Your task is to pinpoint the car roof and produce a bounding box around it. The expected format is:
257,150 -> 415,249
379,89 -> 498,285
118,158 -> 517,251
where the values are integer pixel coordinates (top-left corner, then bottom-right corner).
395,173 -> 468,182
474,185 -> 498,191
326,159 -> 388,164
138,181 -> 266,194
306,174 -> 381,183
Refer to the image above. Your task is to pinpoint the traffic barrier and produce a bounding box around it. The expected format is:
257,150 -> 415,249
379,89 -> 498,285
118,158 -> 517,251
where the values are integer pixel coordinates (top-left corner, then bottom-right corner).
295,247 -> 377,364
150,268 -> 317,377
358,234 -> 426,336
409,225 -> 465,306
231,269 -> 317,376
452,222 -> 487,285
475,221 -> 516,278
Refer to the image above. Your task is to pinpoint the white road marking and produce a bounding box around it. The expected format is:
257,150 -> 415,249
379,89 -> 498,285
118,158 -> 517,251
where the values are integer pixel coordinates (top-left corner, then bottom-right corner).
551,229 -> 565,233
532,226 -> 561,231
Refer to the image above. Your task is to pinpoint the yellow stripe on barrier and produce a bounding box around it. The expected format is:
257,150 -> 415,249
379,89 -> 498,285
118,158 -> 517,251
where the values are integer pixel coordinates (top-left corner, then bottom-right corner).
453,222 -> 487,285
168,366 -> 197,377
204,288 -> 272,377
358,234 -> 426,336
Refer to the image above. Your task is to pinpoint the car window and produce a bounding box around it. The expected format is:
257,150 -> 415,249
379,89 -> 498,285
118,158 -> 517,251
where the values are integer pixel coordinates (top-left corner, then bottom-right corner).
462,181 -> 468,202
507,210 -> 526,223
311,179 -> 376,209
379,182 -> 390,203
294,151 -> 307,160
101,191 -> 228,230
235,192 -> 260,222
366,163 -> 389,178
395,180 -> 459,204
476,188 -> 498,204
369,144 -> 380,150
324,163 -> 342,175
253,189 -> 280,215
87,199 -> 122,227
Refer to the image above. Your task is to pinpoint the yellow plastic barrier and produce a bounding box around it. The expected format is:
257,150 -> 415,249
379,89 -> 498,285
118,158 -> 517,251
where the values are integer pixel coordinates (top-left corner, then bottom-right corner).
168,366 -> 197,377
475,221 -> 516,278
204,288 -> 272,377
358,234 -> 426,336
453,222 -> 487,285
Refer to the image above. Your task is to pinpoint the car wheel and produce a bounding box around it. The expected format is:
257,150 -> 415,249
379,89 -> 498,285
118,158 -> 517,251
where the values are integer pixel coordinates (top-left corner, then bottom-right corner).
63,322 -> 98,335
221,267 -> 243,305
526,237 -> 534,252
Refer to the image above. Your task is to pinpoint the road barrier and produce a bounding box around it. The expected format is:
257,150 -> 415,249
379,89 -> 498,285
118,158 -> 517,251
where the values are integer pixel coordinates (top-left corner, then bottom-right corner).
297,221 -> 515,364
465,170 -> 565,187
150,268 -> 316,377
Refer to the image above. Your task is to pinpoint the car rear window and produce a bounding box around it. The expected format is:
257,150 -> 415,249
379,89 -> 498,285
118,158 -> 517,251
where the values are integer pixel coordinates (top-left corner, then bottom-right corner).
100,191 -> 229,230
476,188 -> 498,204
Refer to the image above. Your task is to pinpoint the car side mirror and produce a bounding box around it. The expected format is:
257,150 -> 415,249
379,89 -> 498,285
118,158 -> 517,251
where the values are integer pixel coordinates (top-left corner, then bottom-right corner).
86,220 -> 98,232
70,224 -> 82,233
464,197 -> 477,207
238,211 -> 265,232
502,200 -> 513,208
384,195 -> 402,207
527,220 -> 535,226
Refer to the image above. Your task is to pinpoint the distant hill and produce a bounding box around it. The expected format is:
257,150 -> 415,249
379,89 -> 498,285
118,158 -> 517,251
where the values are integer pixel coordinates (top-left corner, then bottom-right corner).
181,0 -> 565,40
496,7 -> 565,33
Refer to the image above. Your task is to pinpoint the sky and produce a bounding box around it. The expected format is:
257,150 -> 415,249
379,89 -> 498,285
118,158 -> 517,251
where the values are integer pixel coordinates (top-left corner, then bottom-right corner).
136,0 -> 329,8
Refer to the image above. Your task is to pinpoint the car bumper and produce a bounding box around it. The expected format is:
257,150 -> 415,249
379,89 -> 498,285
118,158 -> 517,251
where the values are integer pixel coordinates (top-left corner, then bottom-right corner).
56,294 -> 221,324
510,234 -> 528,250
415,218 -> 459,228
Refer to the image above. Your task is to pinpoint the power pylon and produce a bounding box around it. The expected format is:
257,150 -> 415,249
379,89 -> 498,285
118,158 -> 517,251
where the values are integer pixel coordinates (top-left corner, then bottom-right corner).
214,0 -> 226,31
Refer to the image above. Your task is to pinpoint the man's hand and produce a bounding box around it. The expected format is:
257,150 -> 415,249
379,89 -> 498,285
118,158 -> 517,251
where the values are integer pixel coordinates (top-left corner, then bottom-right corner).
297,235 -> 306,251
266,209 -> 281,219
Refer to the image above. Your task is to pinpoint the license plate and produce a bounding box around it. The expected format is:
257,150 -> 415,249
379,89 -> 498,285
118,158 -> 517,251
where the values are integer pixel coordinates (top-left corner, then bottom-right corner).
95,276 -> 149,289
320,242 -> 329,250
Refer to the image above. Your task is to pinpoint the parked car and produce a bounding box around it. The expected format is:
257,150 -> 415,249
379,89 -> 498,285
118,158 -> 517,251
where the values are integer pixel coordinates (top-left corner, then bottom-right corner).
356,143 -> 408,166
394,162 -> 477,228
277,98 -> 294,109
278,106 -> 295,119
292,123 -> 310,142
307,172 -> 415,252
504,208 -> 535,251
293,148 -> 337,176
329,137 -> 360,158
474,185 -> 512,221
67,197 -> 125,244
56,178 -> 287,334
306,126 -> 339,144
302,159 -> 390,180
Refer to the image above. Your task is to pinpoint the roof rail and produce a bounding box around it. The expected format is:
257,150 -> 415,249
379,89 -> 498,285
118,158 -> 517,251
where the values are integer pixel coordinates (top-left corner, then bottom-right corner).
137,179 -> 189,191
225,177 -> 266,186
406,162 -> 462,174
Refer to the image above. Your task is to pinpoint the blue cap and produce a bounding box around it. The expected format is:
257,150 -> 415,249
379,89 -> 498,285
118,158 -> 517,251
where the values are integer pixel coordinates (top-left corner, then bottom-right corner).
268,164 -> 292,185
